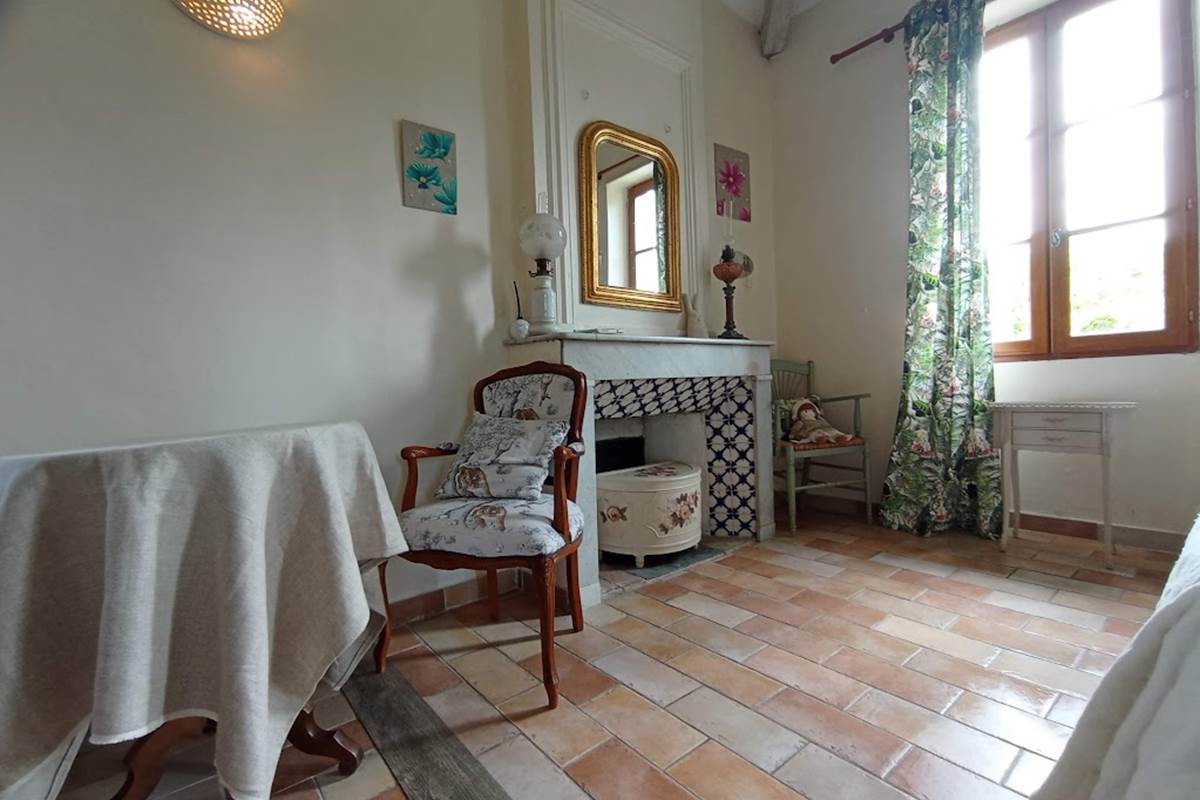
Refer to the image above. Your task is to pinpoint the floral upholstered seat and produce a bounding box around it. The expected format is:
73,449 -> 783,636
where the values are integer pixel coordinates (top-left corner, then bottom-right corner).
400,494 -> 584,557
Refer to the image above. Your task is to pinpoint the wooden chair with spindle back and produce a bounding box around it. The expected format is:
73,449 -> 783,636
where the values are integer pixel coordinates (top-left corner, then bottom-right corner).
771,359 -> 873,530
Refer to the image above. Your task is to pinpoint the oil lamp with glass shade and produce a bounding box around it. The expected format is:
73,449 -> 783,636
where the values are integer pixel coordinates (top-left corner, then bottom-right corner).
518,193 -> 568,335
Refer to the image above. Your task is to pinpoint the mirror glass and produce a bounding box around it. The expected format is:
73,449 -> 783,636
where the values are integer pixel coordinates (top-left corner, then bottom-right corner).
578,122 -> 681,312
595,142 -> 667,293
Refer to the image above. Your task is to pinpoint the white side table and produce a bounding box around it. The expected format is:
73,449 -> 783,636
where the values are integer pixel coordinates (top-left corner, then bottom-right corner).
990,402 -> 1136,569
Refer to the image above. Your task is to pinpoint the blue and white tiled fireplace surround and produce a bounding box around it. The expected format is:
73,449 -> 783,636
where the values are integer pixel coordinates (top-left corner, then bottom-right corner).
594,376 -> 758,537
503,332 -> 776,608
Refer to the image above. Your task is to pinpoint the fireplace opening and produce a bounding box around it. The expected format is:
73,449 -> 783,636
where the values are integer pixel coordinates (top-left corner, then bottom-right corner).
594,413 -> 707,570
596,436 -> 645,473
595,418 -> 645,473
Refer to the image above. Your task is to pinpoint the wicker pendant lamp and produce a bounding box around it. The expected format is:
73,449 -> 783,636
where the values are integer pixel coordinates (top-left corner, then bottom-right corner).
172,0 -> 284,40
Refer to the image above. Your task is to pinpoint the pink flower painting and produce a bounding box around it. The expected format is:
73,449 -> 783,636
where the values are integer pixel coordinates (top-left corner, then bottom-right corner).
713,143 -> 751,223
718,160 -> 745,197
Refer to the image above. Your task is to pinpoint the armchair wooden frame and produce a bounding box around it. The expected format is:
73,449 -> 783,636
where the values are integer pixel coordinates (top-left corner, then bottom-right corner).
771,359 -> 873,530
373,361 -> 588,709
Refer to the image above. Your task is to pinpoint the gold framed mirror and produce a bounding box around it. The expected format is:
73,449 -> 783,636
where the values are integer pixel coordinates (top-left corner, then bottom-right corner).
577,121 -> 682,312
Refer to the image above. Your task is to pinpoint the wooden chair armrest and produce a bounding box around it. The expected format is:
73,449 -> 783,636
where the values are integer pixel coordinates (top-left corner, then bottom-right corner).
819,394 -> 869,436
399,443 -> 459,461
551,444 -> 582,541
397,444 -> 458,512
820,392 -> 872,403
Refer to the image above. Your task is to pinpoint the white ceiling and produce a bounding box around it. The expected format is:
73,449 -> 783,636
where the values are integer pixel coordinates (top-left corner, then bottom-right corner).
719,0 -> 824,29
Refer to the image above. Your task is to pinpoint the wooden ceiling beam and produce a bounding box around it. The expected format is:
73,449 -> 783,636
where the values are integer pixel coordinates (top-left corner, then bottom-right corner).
759,0 -> 794,59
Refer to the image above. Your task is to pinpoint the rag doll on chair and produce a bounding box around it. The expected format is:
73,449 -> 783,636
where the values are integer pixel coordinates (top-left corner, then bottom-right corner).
786,397 -> 854,446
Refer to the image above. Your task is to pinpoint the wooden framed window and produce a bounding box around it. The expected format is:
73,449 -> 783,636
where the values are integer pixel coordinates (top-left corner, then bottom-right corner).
626,178 -> 657,289
982,0 -> 1198,360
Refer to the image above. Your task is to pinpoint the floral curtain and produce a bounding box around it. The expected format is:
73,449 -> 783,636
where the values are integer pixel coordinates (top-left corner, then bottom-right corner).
881,0 -> 1002,539
653,162 -> 668,293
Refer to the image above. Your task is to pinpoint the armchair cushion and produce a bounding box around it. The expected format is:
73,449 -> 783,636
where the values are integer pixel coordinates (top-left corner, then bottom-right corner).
401,494 -> 584,557
785,396 -> 855,447
437,412 -> 568,501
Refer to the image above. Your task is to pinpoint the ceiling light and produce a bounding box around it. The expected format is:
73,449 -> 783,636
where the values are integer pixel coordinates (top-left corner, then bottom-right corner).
173,0 -> 284,40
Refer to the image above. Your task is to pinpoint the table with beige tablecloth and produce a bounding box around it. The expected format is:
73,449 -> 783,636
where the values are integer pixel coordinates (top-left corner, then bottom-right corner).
0,422 -> 406,800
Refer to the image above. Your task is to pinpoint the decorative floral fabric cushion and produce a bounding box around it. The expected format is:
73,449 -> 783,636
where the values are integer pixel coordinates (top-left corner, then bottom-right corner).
436,412 -> 568,501
481,373 -> 576,421
786,396 -> 853,446
401,495 -> 584,557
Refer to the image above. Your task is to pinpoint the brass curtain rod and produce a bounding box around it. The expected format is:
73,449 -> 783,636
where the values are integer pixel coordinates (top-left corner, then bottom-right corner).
829,0 -> 996,65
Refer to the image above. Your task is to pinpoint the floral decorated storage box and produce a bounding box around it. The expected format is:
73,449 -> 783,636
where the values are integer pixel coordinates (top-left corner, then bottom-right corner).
596,461 -> 702,567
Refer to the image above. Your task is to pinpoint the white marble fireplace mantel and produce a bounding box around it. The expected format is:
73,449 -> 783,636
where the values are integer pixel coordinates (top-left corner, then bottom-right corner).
506,333 -> 776,607
512,332 -> 775,345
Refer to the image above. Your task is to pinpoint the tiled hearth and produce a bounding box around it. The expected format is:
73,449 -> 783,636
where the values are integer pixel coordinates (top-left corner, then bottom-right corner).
504,332 -> 777,606
594,376 -> 758,537
60,512 -> 1173,799
598,536 -> 747,597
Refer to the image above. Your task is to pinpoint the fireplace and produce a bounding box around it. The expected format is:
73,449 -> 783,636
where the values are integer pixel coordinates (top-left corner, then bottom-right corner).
503,332 -> 775,606
594,378 -> 757,537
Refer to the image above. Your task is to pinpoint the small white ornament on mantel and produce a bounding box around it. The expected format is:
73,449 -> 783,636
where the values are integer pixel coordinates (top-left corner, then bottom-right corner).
508,280 -> 530,340
685,293 -> 708,338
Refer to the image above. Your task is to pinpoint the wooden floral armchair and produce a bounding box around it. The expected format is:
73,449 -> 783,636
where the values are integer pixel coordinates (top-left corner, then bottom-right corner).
374,361 -> 588,709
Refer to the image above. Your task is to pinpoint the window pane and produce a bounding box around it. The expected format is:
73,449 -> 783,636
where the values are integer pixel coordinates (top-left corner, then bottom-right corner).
1062,0 -> 1163,124
987,242 -> 1033,343
633,249 -> 661,292
981,36 -> 1034,249
633,189 -> 658,252
1064,101 -> 1166,231
1069,218 -> 1166,336
981,36 -> 1033,138
982,138 -> 1034,247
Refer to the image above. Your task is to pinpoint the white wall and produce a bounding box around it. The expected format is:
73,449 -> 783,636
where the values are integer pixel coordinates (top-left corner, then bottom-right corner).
994,356 -> 1200,534
529,0 -> 777,341
701,0 -> 779,342
772,0 -> 1200,535
0,0 -> 535,598
0,0 -> 784,608
548,0 -> 702,335
770,0 -> 912,501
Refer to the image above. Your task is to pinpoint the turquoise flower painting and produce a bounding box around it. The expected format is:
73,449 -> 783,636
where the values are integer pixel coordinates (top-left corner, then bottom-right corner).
405,162 -> 443,190
433,178 -> 457,215
415,130 -> 454,161
401,120 -> 458,215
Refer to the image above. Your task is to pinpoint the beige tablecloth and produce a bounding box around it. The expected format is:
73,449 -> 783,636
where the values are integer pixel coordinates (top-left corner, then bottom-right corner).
0,422 -> 406,800
1033,516 -> 1200,800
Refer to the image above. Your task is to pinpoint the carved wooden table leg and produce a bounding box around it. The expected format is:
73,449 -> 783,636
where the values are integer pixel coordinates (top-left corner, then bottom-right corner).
287,707 -> 362,775
112,717 -> 214,800
110,709 -> 355,799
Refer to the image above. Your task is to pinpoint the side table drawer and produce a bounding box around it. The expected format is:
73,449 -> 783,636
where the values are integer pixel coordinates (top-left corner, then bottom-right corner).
1013,429 -> 1102,449
1012,411 -> 1102,432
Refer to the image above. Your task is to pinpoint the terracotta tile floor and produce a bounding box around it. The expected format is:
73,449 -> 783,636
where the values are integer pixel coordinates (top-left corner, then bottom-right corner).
61,511 -> 1175,799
